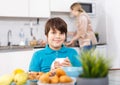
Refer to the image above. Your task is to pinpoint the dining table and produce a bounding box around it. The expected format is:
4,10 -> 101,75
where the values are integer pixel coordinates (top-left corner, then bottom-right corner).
109,70 -> 120,85
26,70 -> 120,85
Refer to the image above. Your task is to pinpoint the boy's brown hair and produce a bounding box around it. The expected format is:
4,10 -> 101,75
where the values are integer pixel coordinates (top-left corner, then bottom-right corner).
45,17 -> 67,37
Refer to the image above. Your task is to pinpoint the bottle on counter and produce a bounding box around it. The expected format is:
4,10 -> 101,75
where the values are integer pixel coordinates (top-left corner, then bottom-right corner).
25,38 -> 29,46
19,28 -> 25,46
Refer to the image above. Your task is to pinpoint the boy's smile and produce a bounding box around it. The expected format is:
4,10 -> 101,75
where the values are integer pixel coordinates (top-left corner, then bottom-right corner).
47,28 -> 66,50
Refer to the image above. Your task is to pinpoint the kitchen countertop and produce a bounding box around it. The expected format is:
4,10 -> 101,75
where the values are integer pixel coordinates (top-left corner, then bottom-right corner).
0,45 -> 33,52
0,43 -> 106,53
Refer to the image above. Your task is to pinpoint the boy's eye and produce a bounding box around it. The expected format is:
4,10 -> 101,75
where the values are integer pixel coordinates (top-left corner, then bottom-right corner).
60,32 -> 64,34
52,31 -> 56,34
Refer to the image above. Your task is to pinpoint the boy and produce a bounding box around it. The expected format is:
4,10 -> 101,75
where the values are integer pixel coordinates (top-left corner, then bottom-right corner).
29,17 -> 81,72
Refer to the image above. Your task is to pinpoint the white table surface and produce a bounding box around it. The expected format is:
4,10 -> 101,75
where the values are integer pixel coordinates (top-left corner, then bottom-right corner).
109,70 -> 120,85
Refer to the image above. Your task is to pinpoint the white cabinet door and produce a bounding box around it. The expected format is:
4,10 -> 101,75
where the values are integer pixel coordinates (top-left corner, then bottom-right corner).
94,45 -> 107,57
50,0 -> 74,12
50,0 -> 95,12
0,0 -> 50,17
29,0 -> 50,18
70,45 -> 107,56
0,50 -> 34,76
0,0 -> 28,17
50,0 -> 86,12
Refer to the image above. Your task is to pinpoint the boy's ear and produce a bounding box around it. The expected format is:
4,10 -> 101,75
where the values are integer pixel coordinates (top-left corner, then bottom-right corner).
45,35 -> 48,38
45,35 -> 48,43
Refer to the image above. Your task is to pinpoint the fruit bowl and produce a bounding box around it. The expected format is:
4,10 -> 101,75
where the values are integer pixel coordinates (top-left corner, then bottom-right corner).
26,80 -> 38,85
61,67 -> 83,78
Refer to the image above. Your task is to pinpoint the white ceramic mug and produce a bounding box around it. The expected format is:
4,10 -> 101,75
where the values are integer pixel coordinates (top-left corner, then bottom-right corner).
51,58 -> 66,69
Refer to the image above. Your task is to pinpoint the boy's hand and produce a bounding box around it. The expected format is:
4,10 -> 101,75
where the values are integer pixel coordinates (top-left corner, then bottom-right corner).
54,61 -> 62,69
52,57 -> 71,70
61,57 -> 72,67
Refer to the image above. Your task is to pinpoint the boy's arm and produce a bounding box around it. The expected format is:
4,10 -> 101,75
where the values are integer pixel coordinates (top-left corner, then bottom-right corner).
29,52 -> 41,72
71,49 -> 82,67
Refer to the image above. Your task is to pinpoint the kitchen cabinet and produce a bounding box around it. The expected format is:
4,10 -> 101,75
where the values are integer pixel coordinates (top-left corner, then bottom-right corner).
0,0 -> 50,17
94,45 -> 107,57
0,50 -> 34,76
72,45 -> 107,57
50,0 -> 74,12
50,0 -> 95,12
106,0 -> 120,68
0,0 -> 28,17
29,0 -> 50,18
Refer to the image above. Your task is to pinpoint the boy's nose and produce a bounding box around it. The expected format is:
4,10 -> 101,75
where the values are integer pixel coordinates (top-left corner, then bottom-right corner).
56,33 -> 60,38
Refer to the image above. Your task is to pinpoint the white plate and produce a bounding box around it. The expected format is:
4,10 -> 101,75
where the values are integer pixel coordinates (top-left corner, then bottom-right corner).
37,77 -> 76,85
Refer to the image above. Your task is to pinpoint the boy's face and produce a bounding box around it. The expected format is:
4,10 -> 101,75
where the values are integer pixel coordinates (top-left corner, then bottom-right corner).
46,28 -> 66,50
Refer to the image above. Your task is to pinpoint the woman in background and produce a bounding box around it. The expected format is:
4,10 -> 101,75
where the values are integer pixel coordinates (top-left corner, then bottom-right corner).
66,2 -> 97,51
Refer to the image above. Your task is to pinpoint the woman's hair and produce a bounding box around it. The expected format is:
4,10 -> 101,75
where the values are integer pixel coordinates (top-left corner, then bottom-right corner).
45,17 -> 67,37
70,2 -> 84,13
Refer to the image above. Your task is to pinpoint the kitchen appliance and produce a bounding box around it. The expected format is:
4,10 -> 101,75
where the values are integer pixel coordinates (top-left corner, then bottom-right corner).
79,1 -> 96,16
